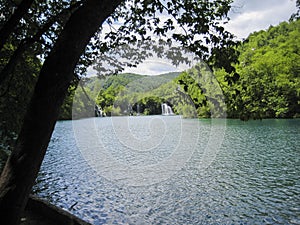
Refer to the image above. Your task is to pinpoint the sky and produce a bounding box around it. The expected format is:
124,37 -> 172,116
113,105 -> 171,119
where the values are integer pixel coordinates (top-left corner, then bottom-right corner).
225,0 -> 297,39
89,0 -> 298,76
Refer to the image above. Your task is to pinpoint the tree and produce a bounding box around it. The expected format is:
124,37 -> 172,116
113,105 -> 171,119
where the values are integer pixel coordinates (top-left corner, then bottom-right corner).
0,0 -> 235,224
0,0 -> 34,51
0,42 -> 41,149
290,0 -> 300,21
213,19 -> 300,120
0,1 -> 123,224
235,20 -> 300,119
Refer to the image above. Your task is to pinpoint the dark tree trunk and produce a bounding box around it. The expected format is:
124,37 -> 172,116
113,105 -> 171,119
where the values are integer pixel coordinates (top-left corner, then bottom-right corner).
0,0 -> 122,224
0,0 -> 34,51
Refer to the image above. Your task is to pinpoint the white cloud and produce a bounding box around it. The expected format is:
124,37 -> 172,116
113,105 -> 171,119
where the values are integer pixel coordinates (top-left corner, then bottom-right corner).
122,59 -> 183,75
88,1 -> 297,76
226,0 -> 297,39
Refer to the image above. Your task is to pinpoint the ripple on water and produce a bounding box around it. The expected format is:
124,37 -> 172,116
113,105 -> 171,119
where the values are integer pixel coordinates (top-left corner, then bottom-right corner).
32,118 -> 300,224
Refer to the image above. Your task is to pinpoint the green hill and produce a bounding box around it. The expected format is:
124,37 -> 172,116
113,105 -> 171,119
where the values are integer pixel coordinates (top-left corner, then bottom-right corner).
60,19 -> 300,120
215,19 -> 300,119
59,72 -> 182,119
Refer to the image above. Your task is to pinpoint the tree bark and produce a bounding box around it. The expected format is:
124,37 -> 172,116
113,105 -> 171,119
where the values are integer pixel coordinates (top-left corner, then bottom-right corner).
0,0 -> 123,224
0,0 -> 34,51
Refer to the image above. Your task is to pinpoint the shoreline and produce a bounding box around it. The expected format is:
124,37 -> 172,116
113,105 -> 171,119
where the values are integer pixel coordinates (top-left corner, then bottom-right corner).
21,195 -> 91,225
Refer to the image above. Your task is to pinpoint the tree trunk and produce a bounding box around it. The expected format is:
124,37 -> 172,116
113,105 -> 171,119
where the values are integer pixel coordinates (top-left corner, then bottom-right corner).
0,0 -> 34,51
0,0 -> 122,224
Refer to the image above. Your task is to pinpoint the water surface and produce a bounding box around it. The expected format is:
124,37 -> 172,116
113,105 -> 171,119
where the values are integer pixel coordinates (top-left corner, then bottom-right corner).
33,117 -> 300,224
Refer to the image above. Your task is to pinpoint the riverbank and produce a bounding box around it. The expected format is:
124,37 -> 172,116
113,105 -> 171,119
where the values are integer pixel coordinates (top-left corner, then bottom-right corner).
21,196 -> 91,225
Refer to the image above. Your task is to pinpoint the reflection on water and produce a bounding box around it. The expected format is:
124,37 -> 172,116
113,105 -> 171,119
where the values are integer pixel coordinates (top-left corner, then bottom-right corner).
33,118 -> 300,224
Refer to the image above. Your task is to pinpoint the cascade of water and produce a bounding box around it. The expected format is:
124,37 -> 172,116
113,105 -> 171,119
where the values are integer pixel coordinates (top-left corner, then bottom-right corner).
161,103 -> 174,115
95,105 -> 104,117
137,104 -> 140,116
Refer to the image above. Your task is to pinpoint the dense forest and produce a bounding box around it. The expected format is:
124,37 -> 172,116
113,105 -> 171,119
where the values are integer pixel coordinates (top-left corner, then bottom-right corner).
59,19 -> 300,120
217,19 -> 300,120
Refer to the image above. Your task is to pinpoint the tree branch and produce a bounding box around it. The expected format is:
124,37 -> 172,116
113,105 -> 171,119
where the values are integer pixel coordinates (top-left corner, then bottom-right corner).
0,1 -> 84,87
0,0 -> 34,51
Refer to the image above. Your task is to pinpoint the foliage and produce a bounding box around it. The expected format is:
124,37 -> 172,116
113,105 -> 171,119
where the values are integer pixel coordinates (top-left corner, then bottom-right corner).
64,19 -> 300,120
290,0 -> 300,21
0,0 -> 236,143
97,0 -> 235,65
0,42 -> 41,149
132,96 -> 163,115
95,73 -> 177,116
215,19 -> 300,119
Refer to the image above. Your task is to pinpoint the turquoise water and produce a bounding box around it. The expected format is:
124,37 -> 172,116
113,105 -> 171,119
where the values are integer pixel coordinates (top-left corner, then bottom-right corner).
33,118 -> 300,224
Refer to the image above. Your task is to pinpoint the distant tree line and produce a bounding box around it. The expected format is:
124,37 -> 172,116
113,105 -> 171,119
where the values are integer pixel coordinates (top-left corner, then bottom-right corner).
58,19 -> 300,120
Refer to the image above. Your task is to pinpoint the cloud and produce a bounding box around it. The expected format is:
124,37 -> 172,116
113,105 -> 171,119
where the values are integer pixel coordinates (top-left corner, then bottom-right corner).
88,1 -> 297,76
123,59 -> 184,76
226,0 -> 297,39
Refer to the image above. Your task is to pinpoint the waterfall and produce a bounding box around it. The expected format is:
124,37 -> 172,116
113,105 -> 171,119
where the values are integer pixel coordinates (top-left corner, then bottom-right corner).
137,103 -> 140,116
161,103 -> 174,116
95,105 -> 104,117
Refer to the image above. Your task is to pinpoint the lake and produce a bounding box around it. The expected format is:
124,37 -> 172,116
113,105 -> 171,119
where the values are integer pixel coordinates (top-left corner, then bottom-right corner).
33,117 -> 300,224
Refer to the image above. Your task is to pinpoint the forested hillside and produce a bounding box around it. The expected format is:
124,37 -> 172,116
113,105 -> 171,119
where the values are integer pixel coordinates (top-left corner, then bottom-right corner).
215,19 -> 300,119
59,19 -> 299,120
59,72 -> 181,119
